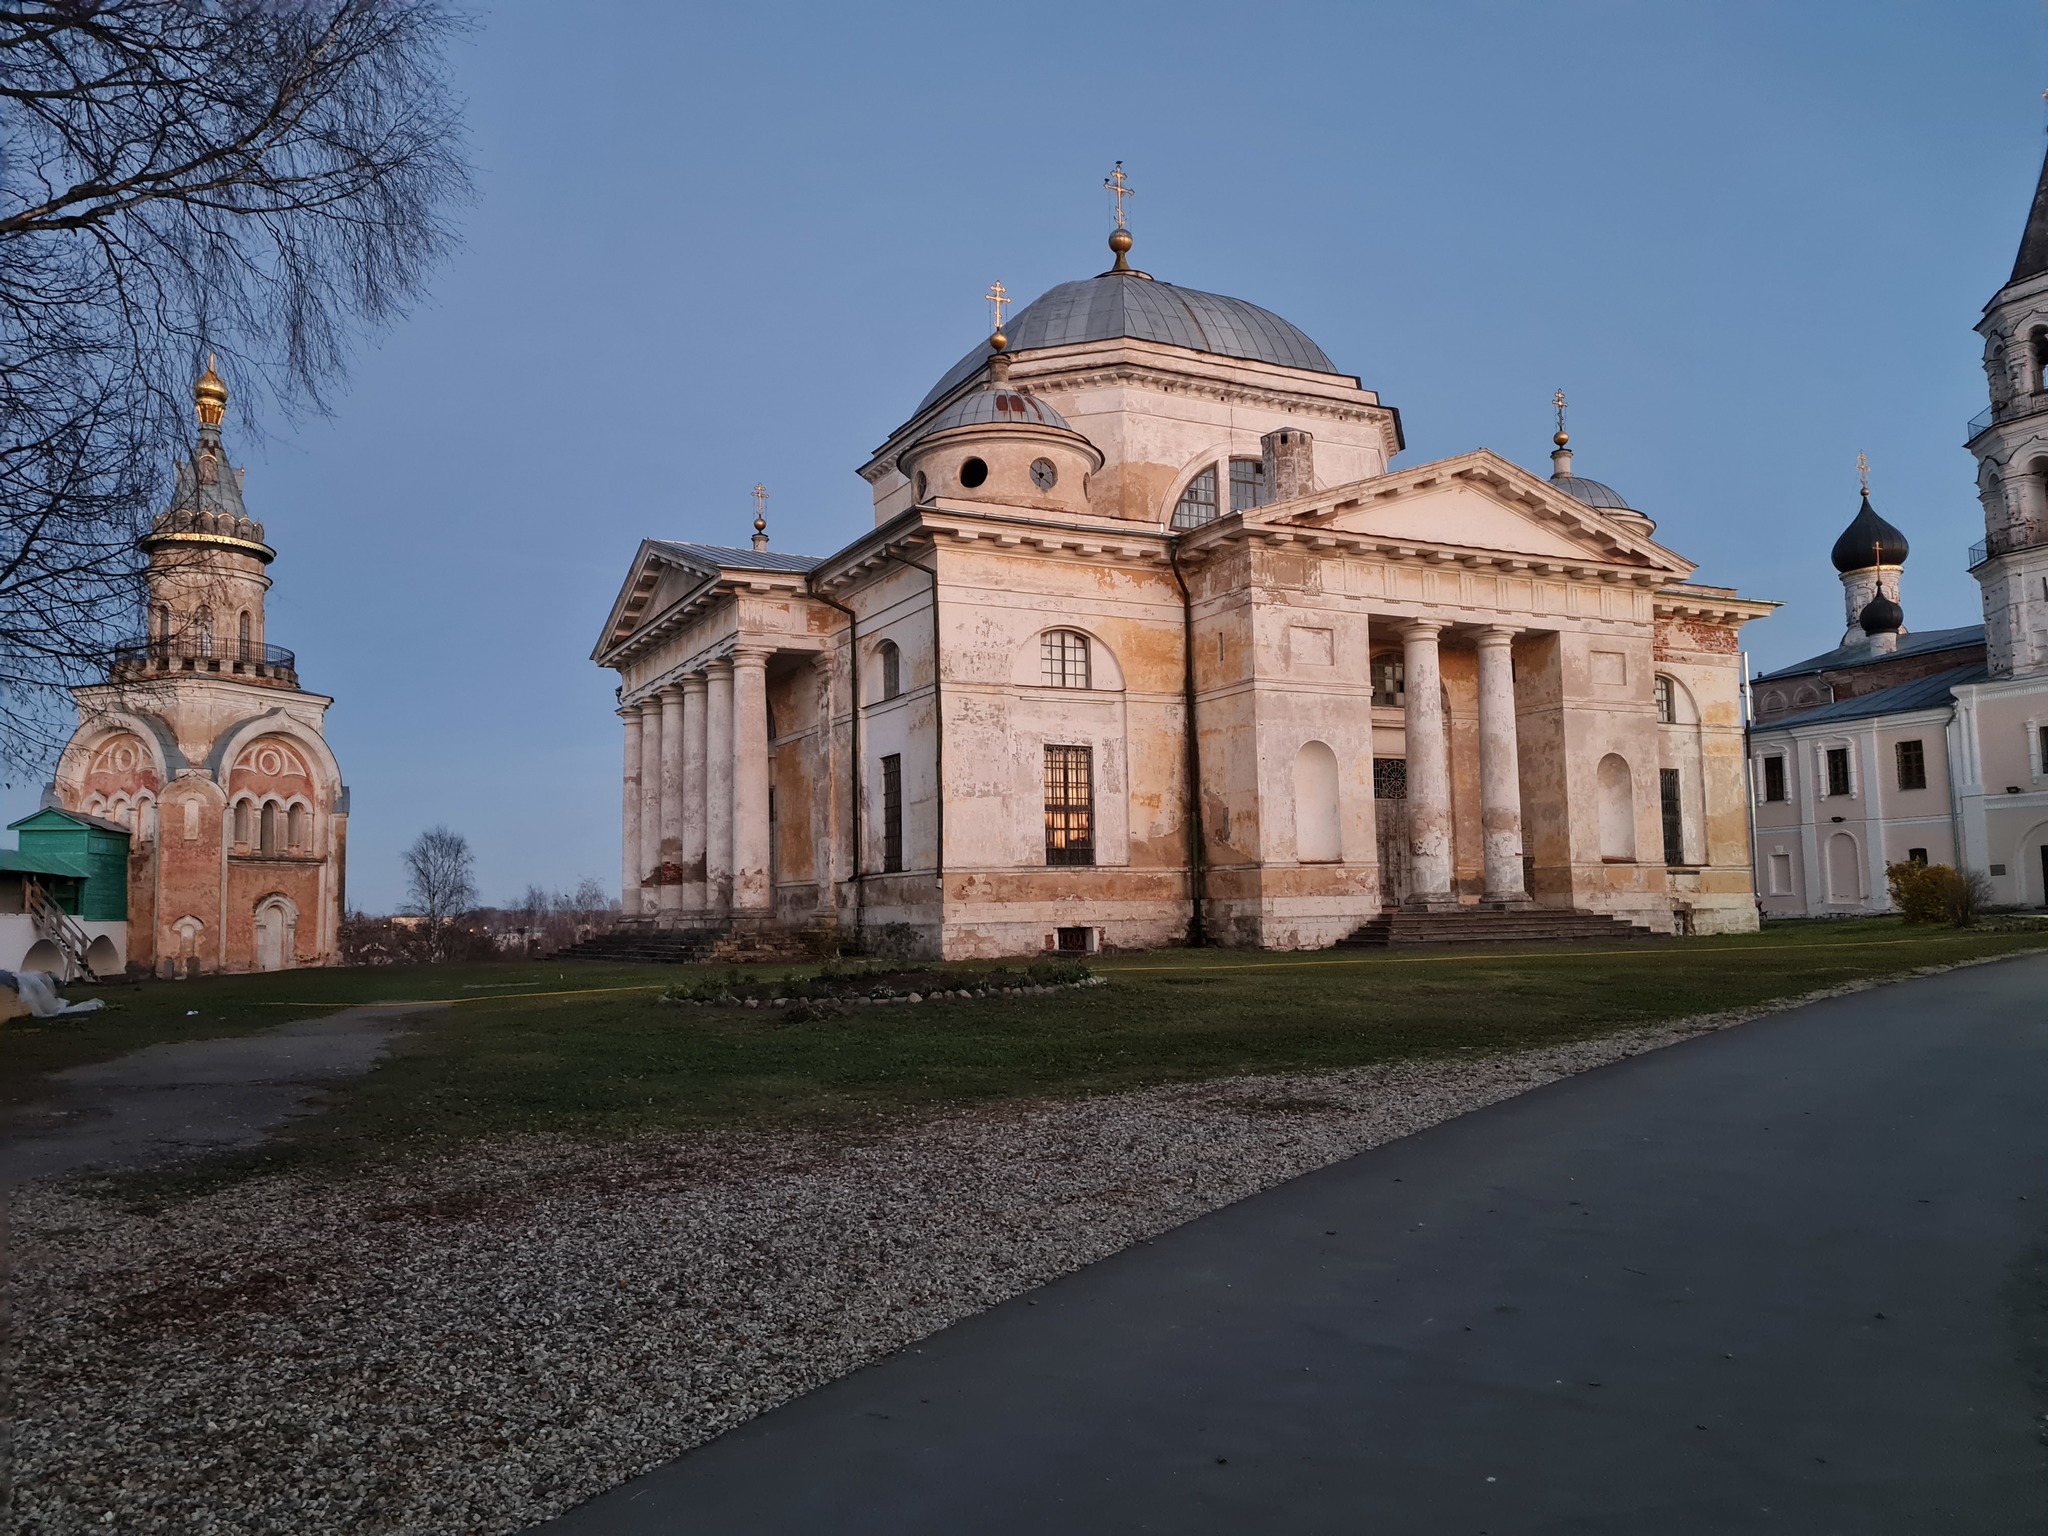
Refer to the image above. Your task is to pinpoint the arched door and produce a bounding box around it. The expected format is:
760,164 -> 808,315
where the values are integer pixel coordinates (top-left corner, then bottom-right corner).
254,897 -> 298,971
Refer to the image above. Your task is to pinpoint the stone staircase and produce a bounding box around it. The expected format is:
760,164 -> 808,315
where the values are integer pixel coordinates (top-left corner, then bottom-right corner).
1338,905 -> 1655,948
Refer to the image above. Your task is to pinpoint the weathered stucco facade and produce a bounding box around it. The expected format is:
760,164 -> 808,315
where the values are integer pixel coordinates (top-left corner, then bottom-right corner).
49,365 -> 348,974
597,231 -> 1769,956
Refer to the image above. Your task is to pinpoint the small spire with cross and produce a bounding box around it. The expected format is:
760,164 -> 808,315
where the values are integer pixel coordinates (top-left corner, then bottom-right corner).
751,483 -> 769,552
1104,161 -> 1140,274
986,279 -> 1010,350
1548,389 -> 1574,480
1553,388 -> 1569,447
1857,450 -> 1870,498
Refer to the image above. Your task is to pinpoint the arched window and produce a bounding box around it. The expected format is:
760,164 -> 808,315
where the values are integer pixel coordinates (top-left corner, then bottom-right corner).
234,799 -> 253,846
1171,465 -> 1218,530
1654,675 -> 1674,724
1229,457 -> 1269,512
2029,327 -> 2048,394
287,804 -> 308,850
153,606 -> 170,654
195,605 -> 214,658
1293,741 -> 1341,863
238,611 -> 251,660
878,640 -> 902,701
1041,629 -> 1091,689
1597,754 -> 1635,863
259,800 -> 278,855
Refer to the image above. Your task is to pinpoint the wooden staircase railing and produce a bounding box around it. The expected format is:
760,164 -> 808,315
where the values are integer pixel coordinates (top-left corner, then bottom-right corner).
24,878 -> 99,981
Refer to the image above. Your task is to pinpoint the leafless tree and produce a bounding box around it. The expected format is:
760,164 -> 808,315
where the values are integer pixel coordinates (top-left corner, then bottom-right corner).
0,0 -> 471,770
400,824 -> 475,962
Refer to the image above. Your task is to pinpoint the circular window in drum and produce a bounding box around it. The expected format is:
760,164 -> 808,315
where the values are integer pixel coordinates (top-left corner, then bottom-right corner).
959,456 -> 989,489
1030,458 -> 1057,490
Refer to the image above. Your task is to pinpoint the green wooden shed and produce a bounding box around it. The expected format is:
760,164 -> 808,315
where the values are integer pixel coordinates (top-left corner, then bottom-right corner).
7,807 -> 130,920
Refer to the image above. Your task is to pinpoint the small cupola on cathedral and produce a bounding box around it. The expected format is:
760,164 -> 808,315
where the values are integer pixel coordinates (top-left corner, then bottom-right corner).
1829,455 -> 1909,646
1544,392 -> 1654,535
140,356 -> 274,564
896,287 -> 1103,514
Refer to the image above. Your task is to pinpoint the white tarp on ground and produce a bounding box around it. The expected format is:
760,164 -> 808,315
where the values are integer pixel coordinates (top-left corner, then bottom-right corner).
5,970 -> 105,1017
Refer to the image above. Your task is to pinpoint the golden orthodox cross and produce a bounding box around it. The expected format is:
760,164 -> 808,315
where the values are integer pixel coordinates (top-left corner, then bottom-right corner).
1105,161 -> 1134,229
1553,388 -> 1568,436
1857,450 -> 1870,496
752,482 -> 769,533
986,279 -> 1010,334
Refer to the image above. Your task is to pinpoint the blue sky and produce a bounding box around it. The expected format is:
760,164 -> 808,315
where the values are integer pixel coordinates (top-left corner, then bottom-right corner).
10,1 -> 2046,911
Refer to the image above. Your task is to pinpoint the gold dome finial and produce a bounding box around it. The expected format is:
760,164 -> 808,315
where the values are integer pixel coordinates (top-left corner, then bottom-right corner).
1105,161 -> 1136,273
751,483 -> 770,551
986,279 -> 1010,353
195,353 -> 228,428
1552,388 -> 1569,447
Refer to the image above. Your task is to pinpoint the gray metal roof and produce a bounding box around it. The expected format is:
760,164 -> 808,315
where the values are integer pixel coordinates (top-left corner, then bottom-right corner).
1759,662 -> 1987,728
1549,473 -> 1634,511
1755,623 -> 1984,683
919,387 -> 1072,436
916,274 -> 1339,413
649,540 -> 822,575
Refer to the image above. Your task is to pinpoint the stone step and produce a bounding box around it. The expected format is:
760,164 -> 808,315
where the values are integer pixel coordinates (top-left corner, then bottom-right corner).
1337,907 -> 1654,948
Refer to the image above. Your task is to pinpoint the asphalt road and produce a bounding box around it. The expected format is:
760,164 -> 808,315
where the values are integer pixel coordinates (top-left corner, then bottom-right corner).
540,955 -> 2048,1535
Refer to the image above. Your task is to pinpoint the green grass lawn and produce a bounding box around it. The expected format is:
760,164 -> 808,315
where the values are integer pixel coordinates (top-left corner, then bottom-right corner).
15,917 -> 2040,1191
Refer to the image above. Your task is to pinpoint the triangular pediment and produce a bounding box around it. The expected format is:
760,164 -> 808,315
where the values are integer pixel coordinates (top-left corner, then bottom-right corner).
1244,451 -> 1692,577
592,541 -> 720,662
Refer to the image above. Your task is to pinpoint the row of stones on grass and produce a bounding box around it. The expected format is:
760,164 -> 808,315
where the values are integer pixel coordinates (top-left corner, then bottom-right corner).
660,975 -> 1107,1010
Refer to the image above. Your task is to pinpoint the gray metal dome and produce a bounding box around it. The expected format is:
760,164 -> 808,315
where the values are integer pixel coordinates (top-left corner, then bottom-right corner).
918,387 -> 1072,437
1550,473 -> 1635,511
917,274 -> 1338,413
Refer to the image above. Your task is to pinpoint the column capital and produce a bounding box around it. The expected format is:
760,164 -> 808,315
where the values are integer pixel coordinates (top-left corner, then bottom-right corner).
658,680 -> 687,702
730,643 -> 774,667
1399,618 -> 1448,642
680,670 -> 709,696
704,656 -> 734,679
1474,624 -> 1523,647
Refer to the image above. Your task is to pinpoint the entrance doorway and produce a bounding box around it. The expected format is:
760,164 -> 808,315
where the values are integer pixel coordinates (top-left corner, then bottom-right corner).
1374,758 -> 1410,908
254,896 -> 298,971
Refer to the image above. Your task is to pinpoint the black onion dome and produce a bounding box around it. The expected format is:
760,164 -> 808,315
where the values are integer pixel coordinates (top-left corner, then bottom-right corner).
1859,588 -> 1904,635
1829,494 -> 1909,573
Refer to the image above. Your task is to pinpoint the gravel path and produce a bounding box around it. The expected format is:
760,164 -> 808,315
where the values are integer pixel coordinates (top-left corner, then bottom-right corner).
1,968 -> 2000,1535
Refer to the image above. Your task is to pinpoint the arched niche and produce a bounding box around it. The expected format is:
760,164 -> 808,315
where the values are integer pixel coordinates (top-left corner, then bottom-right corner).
1596,753 -> 1635,863
1293,741 -> 1341,863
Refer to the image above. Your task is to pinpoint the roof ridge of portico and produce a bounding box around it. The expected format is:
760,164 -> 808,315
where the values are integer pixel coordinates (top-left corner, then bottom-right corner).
1216,448 -> 1691,575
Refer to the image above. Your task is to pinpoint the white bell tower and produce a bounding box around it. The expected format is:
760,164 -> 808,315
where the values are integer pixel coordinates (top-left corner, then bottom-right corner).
1968,144 -> 2048,678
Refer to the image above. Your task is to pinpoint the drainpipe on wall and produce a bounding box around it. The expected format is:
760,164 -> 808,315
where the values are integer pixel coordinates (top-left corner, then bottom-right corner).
1169,540 -> 1208,948
880,545 -> 944,924
810,583 -> 863,947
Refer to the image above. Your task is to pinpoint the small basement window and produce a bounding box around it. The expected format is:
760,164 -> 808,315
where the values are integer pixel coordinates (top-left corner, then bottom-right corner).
1052,926 -> 1096,954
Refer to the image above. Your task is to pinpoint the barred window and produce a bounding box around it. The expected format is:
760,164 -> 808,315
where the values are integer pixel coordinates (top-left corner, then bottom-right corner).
1894,738 -> 1926,791
881,754 -> 903,873
1041,630 -> 1091,689
1170,466 -> 1218,530
1761,756 -> 1787,803
1044,745 -> 1095,866
1659,767 -> 1685,866
1229,457 -> 1268,512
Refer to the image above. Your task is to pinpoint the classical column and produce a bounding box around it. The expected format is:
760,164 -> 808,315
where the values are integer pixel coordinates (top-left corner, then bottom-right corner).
619,707 -> 643,916
704,659 -> 734,913
638,699 -> 663,918
657,684 -> 686,920
1401,620 -> 1455,908
680,672 -> 709,915
1475,626 -> 1528,905
730,645 -> 773,914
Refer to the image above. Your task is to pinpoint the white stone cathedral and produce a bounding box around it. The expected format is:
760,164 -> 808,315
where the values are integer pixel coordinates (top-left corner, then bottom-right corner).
596,192 -> 1769,957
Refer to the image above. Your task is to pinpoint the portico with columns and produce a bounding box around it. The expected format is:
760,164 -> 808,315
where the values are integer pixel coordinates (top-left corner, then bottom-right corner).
594,209 -> 1768,953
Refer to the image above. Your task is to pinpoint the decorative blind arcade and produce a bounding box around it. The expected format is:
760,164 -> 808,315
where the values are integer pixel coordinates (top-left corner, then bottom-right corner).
1044,745 -> 1095,866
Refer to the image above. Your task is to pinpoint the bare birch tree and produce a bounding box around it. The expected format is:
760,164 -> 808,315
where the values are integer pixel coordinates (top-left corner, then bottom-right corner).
401,824 -> 475,962
0,0 -> 471,769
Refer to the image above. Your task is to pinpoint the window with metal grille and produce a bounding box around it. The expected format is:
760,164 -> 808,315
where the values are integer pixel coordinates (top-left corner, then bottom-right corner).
1041,630 -> 1091,689
1659,768 -> 1685,865
1373,758 -> 1407,799
1170,466 -> 1218,530
1371,655 -> 1405,708
1654,675 -> 1674,724
1229,457 -> 1268,512
879,640 -> 901,701
1895,738 -> 1926,791
1044,745 -> 1095,866
881,754 -> 903,873
1761,756 -> 1787,803
1825,747 -> 1851,798
1907,847 -> 1928,866
238,611 -> 252,661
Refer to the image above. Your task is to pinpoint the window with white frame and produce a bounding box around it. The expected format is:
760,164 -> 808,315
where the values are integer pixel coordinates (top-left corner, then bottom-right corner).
1171,466 -> 1218,530
1654,675 -> 1674,724
1041,630 -> 1091,689
1824,745 -> 1851,798
1228,457 -> 1269,512
1760,755 -> 1787,803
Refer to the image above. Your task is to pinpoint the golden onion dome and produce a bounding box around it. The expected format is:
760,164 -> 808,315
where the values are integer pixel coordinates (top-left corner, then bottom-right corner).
195,354 -> 228,426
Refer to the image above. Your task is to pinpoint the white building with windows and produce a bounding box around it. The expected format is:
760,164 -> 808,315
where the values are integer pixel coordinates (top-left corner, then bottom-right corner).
596,213 -> 1769,956
1749,140 -> 2048,915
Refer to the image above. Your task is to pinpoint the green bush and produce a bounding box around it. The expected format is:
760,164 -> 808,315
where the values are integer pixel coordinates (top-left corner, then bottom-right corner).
1886,862 -> 1993,927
